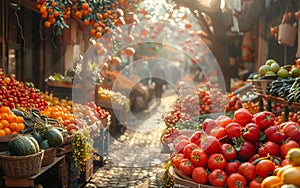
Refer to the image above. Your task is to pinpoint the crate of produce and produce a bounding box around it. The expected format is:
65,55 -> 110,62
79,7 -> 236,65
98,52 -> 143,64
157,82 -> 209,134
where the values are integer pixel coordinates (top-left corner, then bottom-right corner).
250,79 -> 273,95
41,147 -> 57,167
0,150 -> 44,177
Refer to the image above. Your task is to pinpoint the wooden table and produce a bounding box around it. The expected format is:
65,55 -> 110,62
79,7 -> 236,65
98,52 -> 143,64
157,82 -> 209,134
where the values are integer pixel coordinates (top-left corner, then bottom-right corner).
4,156 -> 68,187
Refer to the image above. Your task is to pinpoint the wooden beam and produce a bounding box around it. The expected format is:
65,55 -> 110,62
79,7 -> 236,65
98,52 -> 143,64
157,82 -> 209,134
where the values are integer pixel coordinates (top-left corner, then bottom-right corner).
9,0 -> 39,13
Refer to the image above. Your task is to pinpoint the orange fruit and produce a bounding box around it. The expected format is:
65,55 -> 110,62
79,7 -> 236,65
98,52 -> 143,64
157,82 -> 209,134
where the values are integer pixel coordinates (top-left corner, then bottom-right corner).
0,106 -> 10,114
9,123 -> 17,132
0,130 -> 5,136
16,123 -> 25,132
0,122 -> 2,129
53,11 -> 59,17
44,21 -> 51,28
75,11 -> 82,19
16,116 -> 24,123
83,19 -> 90,26
7,114 -> 17,123
1,113 -> 8,120
81,2 -> 89,10
0,120 -> 9,128
3,128 -> 11,135
40,6 -> 47,14
42,12 -> 48,18
261,176 -> 283,188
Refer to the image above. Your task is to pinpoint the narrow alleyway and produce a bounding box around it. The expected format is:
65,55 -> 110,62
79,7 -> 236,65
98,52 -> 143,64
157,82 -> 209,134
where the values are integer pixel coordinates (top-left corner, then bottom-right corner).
84,89 -> 178,188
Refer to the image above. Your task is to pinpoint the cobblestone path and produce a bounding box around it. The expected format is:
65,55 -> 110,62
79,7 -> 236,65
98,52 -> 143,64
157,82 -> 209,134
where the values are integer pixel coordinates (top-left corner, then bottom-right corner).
84,91 -> 178,188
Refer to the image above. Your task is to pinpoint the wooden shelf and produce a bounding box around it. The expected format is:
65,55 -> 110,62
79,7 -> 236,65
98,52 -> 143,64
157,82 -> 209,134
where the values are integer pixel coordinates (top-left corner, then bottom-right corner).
254,92 -> 300,109
4,156 -> 66,187
47,80 -> 82,89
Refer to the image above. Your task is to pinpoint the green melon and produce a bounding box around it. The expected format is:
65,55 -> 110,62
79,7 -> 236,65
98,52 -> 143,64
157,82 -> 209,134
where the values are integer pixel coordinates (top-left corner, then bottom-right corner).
43,128 -> 64,147
27,135 -> 40,153
31,132 -> 43,144
8,135 -> 39,156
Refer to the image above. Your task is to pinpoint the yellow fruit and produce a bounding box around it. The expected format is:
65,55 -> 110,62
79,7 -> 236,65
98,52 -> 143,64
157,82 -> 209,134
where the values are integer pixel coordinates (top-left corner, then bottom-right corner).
261,176 -> 283,188
280,185 -> 299,188
281,166 -> 300,186
286,148 -> 300,166
274,165 -> 293,177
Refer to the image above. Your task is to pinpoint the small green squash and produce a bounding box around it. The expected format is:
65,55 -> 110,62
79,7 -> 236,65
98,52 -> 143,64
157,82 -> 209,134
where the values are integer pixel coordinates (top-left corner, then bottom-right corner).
8,135 -> 39,156
39,140 -> 50,150
31,132 -> 43,144
43,128 -> 64,147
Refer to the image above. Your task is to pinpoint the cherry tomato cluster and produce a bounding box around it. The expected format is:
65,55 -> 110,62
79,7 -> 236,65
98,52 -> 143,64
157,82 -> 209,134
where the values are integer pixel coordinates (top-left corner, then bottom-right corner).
275,111 -> 300,125
0,70 -> 48,110
85,102 -> 110,120
225,93 -> 243,112
243,101 -> 260,114
163,89 -> 243,128
169,108 -> 300,187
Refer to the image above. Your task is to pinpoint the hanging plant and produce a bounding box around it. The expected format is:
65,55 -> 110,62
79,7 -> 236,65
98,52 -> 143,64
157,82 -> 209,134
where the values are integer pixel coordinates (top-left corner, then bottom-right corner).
35,0 -> 139,38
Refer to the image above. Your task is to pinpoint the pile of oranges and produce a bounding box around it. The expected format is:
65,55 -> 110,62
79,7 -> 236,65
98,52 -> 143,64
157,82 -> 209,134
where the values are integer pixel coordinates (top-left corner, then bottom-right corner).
40,105 -> 74,125
0,106 -> 25,136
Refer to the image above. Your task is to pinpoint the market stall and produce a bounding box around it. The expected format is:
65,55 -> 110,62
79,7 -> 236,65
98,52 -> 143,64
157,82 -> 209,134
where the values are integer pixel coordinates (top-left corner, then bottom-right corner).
0,70 -> 111,188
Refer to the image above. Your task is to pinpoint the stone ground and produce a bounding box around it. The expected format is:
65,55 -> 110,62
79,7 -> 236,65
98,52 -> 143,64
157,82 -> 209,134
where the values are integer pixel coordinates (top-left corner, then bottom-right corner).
84,89 -> 178,188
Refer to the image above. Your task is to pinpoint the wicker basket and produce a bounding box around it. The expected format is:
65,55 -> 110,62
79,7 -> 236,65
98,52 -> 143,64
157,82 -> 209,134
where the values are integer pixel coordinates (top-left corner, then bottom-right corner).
0,150 -> 44,177
169,166 -> 219,188
42,147 -> 57,167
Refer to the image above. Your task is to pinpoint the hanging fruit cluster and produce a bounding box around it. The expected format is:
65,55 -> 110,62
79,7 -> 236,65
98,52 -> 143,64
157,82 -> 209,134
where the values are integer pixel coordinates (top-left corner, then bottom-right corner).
36,0 -> 141,38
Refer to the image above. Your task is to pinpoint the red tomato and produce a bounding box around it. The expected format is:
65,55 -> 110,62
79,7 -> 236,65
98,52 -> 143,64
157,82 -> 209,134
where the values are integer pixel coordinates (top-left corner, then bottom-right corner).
280,158 -> 290,167
200,135 -> 220,155
190,149 -> 207,167
248,154 -> 260,163
242,123 -> 260,143
220,143 -> 236,161
190,131 -> 204,146
280,140 -> 299,158
203,118 -> 218,135
234,108 -> 253,126
281,121 -> 300,141
170,153 -> 184,168
249,177 -> 262,188
216,115 -> 233,128
258,141 -> 280,157
264,126 -> 286,144
236,140 -> 256,162
226,173 -> 247,188
174,139 -> 190,154
207,153 -> 226,170
208,169 -> 227,187
179,158 -> 195,177
210,126 -> 226,139
192,167 -> 207,184
225,122 -> 242,140
183,143 -> 199,159
238,162 -> 256,181
225,162 -> 240,175
255,159 -> 275,179
253,111 -> 275,130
